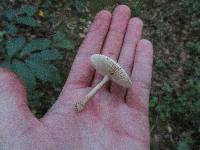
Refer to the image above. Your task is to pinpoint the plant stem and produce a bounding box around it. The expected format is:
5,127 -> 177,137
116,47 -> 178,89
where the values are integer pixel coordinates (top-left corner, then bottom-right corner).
75,75 -> 109,112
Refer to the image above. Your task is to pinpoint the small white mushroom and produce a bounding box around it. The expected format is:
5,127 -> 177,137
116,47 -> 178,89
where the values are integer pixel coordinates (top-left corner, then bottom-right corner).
74,54 -> 132,112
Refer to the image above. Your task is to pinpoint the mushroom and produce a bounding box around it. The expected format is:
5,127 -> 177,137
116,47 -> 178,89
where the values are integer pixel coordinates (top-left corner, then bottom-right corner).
74,54 -> 132,112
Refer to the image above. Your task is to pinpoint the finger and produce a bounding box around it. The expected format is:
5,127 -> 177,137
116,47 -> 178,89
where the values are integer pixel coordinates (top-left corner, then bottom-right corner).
110,17 -> 143,99
126,39 -> 153,113
0,68 -> 40,141
92,5 -> 131,89
40,11 -> 111,122
65,10 -> 111,89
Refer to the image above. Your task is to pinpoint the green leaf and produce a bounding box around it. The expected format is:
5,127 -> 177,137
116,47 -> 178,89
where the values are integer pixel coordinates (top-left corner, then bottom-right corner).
5,24 -> 17,36
0,31 -> 6,42
6,37 -> 26,57
25,60 -> 61,84
131,0 -> 143,16
52,31 -> 73,49
0,31 -> 6,37
19,5 -> 37,16
2,9 -> 16,21
0,60 -> 11,69
11,60 -> 36,90
28,90 -> 44,101
16,16 -> 39,27
150,96 -> 158,108
28,49 -> 62,62
55,38 -> 74,49
74,0 -> 85,13
52,31 -> 65,43
20,39 -> 51,56
177,137 -> 193,150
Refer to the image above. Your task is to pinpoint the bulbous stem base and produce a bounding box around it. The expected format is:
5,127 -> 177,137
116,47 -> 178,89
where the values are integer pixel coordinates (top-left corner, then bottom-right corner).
74,75 -> 109,112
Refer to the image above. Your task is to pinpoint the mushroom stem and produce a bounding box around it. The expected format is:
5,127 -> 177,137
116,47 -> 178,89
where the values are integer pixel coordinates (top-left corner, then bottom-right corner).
75,75 -> 109,112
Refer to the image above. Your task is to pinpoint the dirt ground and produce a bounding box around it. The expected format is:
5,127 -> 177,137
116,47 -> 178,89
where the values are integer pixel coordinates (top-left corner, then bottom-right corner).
0,0 -> 199,149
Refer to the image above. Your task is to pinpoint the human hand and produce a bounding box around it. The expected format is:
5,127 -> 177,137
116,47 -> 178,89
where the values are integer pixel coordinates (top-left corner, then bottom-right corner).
0,5 -> 153,150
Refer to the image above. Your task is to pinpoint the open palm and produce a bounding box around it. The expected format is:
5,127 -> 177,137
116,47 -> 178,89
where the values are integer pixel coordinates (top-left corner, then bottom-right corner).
0,5 -> 153,150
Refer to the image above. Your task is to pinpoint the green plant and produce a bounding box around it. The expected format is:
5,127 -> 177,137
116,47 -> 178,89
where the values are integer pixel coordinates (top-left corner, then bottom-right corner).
0,36 -> 63,91
177,137 -> 194,150
2,5 -> 39,30
0,4 -> 74,117
0,31 -> 74,92
74,0 -> 87,14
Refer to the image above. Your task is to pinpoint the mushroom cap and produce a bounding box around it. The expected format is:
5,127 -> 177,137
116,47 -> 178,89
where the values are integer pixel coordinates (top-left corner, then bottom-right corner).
90,54 -> 132,88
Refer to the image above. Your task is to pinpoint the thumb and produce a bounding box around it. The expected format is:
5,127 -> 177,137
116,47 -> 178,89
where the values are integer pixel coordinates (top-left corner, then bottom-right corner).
0,68 -> 40,142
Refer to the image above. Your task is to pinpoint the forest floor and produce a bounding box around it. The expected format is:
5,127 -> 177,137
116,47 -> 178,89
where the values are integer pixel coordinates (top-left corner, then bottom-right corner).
0,0 -> 199,149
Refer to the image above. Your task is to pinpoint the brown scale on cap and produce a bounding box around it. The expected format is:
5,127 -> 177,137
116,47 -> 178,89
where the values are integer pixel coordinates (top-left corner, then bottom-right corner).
74,54 -> 132,112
